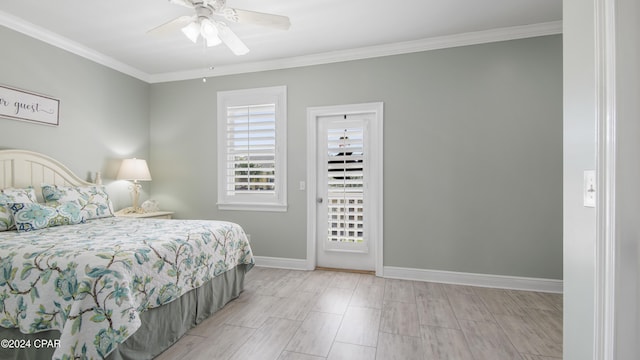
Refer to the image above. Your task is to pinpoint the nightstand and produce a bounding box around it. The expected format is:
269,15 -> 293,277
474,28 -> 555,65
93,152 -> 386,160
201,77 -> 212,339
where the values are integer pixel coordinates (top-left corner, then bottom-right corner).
115,210 -> 174,219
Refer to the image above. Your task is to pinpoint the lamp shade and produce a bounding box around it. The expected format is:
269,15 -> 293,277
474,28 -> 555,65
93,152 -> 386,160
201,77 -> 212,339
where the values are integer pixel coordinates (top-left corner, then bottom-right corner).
117,158 -> 152,181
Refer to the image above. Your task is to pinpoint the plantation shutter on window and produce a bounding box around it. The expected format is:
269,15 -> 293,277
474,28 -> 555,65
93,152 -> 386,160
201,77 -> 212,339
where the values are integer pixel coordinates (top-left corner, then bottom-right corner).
217,86 -> 287,212
226,104 -> 277,194
326,127 -> 365,244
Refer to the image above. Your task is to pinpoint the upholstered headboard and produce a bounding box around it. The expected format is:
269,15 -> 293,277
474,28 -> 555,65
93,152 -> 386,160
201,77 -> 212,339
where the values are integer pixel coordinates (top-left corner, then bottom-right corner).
0,149 -> 95,200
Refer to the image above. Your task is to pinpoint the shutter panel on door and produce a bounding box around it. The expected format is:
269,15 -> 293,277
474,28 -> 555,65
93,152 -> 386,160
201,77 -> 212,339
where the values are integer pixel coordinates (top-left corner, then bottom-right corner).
326,127 -> 364,244
226,104 -> 276,195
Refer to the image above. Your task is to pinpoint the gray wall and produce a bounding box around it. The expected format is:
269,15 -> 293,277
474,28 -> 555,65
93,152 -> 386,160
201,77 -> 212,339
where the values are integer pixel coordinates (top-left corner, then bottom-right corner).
0,23 -> 562,281
0,26 -> 151,210
150,35 -> 563,280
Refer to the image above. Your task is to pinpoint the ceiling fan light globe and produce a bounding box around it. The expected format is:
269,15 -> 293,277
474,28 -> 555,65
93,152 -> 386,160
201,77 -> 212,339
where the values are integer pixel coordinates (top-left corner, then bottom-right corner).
234,46 -> 249,55
200,19 -> 218,36
205,35 -> 222,47
201,19 -> 222,47
181,22 -> 201,43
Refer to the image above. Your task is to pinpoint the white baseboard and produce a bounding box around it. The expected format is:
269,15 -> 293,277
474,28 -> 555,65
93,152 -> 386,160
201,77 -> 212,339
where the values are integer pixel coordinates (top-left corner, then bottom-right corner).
250,257 -> 563,293
383,266 -> 563,293
253,256 -> 309,271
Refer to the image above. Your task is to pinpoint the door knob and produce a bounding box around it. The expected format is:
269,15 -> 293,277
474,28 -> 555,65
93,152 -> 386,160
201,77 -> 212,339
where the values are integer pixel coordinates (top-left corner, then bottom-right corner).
317,197 -> 323,203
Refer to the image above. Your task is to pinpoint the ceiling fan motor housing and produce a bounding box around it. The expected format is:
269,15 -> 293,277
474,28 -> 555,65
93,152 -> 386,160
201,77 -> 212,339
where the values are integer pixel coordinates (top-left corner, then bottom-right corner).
161,0 -> 290,55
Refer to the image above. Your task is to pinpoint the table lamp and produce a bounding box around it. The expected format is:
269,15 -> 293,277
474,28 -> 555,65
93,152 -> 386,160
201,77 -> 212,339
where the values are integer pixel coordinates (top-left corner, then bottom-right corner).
117,158 -> 152,213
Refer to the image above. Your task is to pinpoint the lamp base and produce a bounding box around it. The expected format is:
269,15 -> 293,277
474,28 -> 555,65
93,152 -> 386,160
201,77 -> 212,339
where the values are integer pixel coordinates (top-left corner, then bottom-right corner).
126,182 -> 143,214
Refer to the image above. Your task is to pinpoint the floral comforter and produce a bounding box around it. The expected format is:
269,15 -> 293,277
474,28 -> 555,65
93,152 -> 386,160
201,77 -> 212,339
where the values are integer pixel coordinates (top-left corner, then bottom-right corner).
0,217 -> 254,359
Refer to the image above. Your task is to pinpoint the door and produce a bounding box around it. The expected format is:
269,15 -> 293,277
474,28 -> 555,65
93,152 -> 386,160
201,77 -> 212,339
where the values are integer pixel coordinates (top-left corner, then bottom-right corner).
316,114 -> 373,271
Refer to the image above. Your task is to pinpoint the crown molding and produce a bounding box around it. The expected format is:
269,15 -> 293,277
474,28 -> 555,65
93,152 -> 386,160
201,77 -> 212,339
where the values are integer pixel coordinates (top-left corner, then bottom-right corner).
150,21 -> 562,83
1,9 -> 561,84
0,10 -> 151,83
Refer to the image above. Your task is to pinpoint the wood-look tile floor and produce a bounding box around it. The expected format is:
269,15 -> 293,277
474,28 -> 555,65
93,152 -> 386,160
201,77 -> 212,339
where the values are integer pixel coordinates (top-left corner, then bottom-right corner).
155,267 -> 563,360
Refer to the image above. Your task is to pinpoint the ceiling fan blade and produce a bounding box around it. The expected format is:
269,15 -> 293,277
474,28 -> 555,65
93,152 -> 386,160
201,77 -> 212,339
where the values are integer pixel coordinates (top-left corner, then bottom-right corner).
147,15 -> 194,35
225,8 -> 291,30
216,23 -> 250,55
169,0 -> 194,9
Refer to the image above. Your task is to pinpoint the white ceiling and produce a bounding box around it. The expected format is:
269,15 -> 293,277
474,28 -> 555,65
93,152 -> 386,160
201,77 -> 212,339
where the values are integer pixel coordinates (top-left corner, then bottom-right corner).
0,0 -> 562,83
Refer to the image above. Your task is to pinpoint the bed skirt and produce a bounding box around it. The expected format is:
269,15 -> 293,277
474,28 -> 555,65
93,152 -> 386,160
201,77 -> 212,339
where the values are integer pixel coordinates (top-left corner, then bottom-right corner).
0,264 -> 249,360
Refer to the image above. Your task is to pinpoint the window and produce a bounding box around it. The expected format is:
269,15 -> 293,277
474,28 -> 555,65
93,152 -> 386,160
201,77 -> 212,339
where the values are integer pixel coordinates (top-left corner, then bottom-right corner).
217,86 -> 287,211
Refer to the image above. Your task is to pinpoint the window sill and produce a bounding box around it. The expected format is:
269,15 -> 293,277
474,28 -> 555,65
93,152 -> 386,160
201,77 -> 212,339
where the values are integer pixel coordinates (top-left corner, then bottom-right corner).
217,202 -> 288,212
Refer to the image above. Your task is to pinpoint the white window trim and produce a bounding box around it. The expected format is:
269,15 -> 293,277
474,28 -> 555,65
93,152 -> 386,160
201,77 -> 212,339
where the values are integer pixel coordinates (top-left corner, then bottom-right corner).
217,86 -> 287,212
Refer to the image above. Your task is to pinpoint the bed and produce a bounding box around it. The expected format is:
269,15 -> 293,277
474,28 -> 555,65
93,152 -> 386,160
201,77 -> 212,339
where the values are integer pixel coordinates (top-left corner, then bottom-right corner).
0,149 -> 255,360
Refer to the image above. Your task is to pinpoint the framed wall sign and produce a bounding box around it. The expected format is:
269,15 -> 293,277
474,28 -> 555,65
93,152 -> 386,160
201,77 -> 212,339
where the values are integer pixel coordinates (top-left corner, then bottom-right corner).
0,84 -> 60,126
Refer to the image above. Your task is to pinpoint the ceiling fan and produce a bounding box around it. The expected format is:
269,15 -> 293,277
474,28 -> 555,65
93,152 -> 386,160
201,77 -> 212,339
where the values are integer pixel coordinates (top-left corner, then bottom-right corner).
149,0 -> 291,56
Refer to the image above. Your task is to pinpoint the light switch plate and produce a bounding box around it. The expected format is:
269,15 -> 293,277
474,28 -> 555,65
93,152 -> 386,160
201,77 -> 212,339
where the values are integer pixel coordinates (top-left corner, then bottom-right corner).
583,170 -> 596,207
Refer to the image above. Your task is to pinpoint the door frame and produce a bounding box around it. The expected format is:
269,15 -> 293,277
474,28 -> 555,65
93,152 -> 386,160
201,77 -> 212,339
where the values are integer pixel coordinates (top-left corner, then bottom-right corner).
306,102 -> 383,276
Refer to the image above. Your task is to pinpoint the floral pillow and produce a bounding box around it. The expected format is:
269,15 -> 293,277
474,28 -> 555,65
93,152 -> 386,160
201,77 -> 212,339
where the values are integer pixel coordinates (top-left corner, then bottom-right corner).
41,184 -> 115,220
0,188 -> 38,231
9,202 -> 85,232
